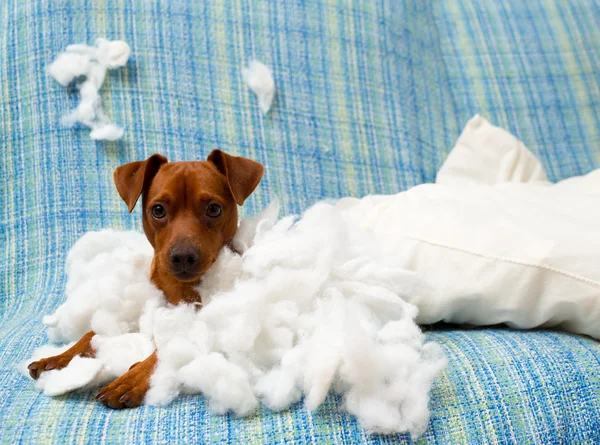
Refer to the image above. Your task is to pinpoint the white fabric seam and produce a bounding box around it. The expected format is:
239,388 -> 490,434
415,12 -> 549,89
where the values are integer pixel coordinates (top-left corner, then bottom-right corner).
399,235 -> 600,288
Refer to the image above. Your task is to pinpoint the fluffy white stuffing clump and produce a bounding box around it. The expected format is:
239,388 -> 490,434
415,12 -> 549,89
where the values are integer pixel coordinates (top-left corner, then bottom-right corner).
22,201 -> 445,438
42,230 -> 160,342
48,38 -> 131,141
242,60 -> 276,114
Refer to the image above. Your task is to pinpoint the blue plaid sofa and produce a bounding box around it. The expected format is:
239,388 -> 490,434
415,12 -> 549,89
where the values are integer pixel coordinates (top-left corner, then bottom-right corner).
1,1 -> 599,443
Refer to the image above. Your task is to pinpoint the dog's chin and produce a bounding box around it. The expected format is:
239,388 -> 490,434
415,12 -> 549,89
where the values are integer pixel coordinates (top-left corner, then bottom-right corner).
171,270 -> 203,283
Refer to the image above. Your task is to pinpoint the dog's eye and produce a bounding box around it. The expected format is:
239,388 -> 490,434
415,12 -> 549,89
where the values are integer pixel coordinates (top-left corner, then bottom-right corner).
206,203 -> 222,218
151,204 -> 166,219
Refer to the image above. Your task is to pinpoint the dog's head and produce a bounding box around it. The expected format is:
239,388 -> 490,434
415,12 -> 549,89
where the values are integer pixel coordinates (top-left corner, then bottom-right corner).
114,150 -> 264,283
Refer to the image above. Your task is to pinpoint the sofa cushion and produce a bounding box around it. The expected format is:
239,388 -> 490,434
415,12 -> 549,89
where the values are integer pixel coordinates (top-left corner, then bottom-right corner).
434,0 -> 600,181
1,0 -> 599,443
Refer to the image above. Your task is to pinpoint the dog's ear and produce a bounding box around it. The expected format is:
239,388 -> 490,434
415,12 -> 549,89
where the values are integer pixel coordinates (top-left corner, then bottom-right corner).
207,149 -> 264,205
114,154 -> 168,212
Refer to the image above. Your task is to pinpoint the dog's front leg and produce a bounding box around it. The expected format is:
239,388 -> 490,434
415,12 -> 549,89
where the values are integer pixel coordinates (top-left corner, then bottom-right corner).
28,331 -> 96,379
95,351 -> 157,409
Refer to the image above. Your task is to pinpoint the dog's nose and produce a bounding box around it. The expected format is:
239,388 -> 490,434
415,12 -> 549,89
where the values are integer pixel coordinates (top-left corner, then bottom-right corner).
169,245 -> 200,272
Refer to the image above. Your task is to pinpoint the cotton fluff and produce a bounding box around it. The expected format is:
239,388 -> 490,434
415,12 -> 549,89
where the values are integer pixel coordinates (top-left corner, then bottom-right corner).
22,201 -> 445,438
42,230 -> 161,342
242,60 -> 276,114
48,38 -> 131,141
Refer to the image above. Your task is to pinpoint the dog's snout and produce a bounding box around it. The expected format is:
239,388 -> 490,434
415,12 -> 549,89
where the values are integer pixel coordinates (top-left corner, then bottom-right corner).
169,245 -> 200,272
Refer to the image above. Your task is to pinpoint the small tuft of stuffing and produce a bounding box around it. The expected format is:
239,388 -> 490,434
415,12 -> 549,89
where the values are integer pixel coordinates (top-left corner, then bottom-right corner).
48,38 -> 131,141
242,60 -> 276,114
36,356 -> 104,397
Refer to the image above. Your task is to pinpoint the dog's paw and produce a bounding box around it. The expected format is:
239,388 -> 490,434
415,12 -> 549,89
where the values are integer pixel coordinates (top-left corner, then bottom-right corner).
95,367 -> 150,409
27,355 -> 72,380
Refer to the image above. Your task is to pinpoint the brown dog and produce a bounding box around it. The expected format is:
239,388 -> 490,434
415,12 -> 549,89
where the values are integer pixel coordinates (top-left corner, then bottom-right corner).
28,149 -> 264,409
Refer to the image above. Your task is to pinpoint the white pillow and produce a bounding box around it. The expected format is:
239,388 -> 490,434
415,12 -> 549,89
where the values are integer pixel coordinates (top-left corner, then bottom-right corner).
336,115 -> 600,339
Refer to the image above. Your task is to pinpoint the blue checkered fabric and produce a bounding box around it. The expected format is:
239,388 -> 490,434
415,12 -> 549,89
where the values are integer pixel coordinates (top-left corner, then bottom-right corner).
1,0 -> 599,443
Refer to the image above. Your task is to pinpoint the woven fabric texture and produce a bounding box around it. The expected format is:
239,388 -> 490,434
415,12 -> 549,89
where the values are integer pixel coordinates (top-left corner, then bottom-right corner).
1,0 -> 599,444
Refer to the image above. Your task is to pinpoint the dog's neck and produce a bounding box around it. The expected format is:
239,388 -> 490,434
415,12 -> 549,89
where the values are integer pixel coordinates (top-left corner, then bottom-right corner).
150,259 -> 202,306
